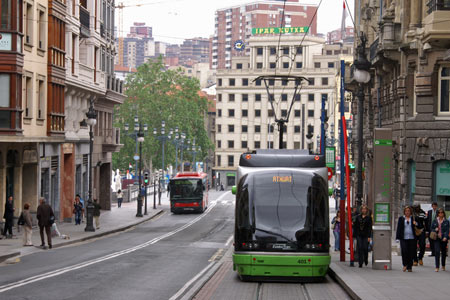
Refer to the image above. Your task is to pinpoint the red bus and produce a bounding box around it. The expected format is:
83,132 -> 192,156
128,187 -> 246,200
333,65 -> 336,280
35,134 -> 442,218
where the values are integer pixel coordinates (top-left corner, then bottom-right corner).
169,172 -> 209,214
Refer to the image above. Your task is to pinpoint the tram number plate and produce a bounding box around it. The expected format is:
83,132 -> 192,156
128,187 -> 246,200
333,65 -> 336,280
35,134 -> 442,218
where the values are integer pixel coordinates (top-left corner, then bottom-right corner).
297,259 -> 308,264
272,244 -> 292,250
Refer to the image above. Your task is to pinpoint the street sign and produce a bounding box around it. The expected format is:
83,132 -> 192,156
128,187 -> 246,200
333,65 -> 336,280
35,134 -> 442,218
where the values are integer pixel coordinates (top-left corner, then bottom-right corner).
325,147 -> 336,170
133,155 -> 139,161
327,167 -> 333,180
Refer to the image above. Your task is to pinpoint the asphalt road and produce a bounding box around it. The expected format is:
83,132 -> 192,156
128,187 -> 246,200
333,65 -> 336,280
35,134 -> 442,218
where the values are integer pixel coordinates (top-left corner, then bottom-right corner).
0,191 -> 235,300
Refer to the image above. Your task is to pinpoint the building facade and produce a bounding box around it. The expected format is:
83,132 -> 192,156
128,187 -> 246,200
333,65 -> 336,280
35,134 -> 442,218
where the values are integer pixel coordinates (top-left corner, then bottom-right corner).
214,34 -> 340,188
350,0 -> 450,218
212,0 -> 318,69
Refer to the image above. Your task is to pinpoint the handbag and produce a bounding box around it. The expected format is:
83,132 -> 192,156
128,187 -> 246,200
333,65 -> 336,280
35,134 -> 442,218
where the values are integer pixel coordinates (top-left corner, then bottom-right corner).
429,231 -> 437,240
49,215 -> 55,225
17,213 -> 25,226
414,227 -> 423,236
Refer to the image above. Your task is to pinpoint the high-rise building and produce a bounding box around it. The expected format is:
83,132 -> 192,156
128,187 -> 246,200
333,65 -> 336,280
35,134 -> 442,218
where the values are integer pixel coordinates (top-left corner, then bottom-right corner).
212,0 -> 318,69
327,26 -> 355,44
179,38 -> 211,66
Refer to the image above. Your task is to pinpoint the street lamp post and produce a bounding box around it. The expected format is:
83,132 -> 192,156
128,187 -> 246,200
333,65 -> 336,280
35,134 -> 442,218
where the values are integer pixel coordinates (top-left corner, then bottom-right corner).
180,137 -> 190,172
353,34 -> 371,210
190,145 -> 201,172
153,121 -> 172,191
85,100 -> 97,232
171,128 -> 186,176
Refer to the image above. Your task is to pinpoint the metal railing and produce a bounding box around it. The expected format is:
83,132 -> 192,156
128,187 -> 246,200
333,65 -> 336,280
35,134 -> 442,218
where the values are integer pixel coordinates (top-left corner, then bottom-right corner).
80,7 -> 90,37
427,0 -> 450,13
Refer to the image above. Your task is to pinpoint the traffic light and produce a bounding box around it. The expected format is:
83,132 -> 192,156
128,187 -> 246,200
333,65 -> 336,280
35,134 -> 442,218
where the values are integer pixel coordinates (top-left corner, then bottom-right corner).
306,125 -> 314,139
144,171 -> 149,186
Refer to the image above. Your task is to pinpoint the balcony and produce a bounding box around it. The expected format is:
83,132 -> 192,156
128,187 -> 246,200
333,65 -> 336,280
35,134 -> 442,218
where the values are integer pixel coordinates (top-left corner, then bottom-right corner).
80,6 -> 90,38
100,23 -> 105,37
423,0 -> 450,47
106,75 -> 124,94
101,128 -> 123,153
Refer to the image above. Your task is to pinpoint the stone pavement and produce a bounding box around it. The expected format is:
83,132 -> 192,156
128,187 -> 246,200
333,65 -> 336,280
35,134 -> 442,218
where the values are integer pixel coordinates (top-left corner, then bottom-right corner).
0,194 -> 168,263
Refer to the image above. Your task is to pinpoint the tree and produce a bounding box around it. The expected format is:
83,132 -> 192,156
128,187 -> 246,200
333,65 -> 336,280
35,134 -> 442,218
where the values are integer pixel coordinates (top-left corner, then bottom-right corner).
113,57 -> 213,175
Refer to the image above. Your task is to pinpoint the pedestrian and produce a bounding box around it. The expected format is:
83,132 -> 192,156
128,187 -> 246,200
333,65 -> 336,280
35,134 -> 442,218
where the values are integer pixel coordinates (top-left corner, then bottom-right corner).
2,196 -> 15,238
36,197 -> 55,249
354,205 -> 372,268
73,195 -> 83,225
117,189 -> 123,208
430,208 -> 449,272
331,210 -> 341,251
396,206 -> 417,272
426,202 -> 438,257
413,205 -> 427,266
93,199 -> 101,230
21,203 -> 33,246
167,183 -> 170,197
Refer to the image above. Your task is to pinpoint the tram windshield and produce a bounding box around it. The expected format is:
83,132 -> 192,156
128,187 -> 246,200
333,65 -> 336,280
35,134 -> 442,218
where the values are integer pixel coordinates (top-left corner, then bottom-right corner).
235,170 -> 328,252
170,179 -> 203,199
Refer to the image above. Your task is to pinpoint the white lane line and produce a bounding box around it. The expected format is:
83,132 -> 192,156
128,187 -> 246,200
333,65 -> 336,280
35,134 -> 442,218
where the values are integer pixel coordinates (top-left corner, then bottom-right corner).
0,192 -> 231,294
221,200 -> 228,205
225,235 -> 234,247
168,261 -> 215,300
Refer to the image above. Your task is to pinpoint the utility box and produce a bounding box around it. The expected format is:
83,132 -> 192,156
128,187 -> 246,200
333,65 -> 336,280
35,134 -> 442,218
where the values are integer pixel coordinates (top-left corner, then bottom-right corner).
371,128 -> 393,270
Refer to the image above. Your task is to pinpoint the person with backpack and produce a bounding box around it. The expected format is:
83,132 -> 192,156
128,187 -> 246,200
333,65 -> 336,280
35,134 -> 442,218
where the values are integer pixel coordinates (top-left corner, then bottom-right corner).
19,203 -> 33,246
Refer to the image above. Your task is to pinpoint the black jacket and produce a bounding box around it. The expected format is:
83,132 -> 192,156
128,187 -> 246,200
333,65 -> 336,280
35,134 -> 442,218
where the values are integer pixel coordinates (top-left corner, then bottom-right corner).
93,203 -> 101,217
37,203 -> 55,227
3,200 -> 14,220
426,209 -> 437,232
354,215 -> 372,238
396,216 -> 416,240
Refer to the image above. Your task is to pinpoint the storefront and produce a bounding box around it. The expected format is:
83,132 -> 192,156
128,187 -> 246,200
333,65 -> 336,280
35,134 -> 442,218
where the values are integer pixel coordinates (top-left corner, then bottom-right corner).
434,160 -> 450,212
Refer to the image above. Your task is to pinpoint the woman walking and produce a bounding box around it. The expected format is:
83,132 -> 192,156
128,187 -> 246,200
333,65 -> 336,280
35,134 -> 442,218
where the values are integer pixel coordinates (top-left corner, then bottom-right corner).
117,189 -> 123,208
331,211 -> 341,251
396,206 -> 417,272
430,208 -> 449,272
73,196 -> 83,225
22,203 -> 33,246
354,205 -> 372,268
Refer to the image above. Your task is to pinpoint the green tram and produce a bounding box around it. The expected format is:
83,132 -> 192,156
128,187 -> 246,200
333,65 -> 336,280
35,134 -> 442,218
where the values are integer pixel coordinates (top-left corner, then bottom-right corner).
232,149 -> 330,282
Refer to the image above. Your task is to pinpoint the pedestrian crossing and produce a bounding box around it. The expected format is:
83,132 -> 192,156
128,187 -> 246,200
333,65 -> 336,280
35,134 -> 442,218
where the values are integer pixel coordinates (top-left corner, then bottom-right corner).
210,200 -> 235,206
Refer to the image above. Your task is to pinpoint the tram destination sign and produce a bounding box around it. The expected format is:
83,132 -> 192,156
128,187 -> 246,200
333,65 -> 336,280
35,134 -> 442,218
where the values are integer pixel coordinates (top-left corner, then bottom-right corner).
325,147 -> 336,171
252,26 -> 309,35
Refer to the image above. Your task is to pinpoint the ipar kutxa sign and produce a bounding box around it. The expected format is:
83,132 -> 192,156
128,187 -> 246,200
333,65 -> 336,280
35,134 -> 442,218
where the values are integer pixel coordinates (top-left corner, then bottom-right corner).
252,27 -> 309,35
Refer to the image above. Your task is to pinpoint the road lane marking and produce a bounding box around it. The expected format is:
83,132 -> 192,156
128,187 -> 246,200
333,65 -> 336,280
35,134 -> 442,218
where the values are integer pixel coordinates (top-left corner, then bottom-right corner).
0,192 -> 231,294
225,235 -> 233,247
168,261 -> 215,300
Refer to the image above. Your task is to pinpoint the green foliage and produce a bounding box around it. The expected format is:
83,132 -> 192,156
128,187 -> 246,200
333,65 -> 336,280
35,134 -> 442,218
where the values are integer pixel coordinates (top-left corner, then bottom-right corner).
113,57 -> 213,174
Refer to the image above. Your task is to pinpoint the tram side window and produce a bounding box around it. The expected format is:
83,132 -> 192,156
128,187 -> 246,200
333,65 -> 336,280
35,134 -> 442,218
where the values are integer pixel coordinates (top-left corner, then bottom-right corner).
311,176 -> 328,231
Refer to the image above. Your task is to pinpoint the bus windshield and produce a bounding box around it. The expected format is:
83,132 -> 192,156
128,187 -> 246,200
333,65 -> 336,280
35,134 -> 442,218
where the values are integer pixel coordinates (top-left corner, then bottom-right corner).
170,179 -> 203,199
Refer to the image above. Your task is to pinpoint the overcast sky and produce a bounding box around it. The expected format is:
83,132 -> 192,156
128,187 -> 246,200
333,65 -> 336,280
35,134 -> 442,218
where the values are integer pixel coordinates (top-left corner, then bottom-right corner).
120,0 -> 355,44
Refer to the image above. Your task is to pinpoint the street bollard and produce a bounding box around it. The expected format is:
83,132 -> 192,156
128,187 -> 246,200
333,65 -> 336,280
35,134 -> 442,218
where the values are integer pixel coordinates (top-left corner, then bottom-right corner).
153,179 -> 156,209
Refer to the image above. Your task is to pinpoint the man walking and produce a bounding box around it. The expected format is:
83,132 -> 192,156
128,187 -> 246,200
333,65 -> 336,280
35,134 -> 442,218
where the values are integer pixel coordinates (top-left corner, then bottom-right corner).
37,197 -> 55,249
93,199 -> 101,230
3,196 -> 15,238
427,202 -> 438,256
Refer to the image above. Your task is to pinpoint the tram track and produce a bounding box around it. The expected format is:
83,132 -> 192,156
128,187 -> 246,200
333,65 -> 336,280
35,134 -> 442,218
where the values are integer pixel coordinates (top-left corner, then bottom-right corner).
255,282 -> 312,300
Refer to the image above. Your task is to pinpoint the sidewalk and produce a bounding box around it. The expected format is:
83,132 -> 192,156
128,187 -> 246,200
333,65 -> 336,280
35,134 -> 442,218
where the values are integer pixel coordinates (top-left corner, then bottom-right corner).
0,195 -> 168,263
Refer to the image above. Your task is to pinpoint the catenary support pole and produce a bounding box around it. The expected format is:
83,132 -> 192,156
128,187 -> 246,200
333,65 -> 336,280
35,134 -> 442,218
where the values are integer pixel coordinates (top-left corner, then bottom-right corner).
339,59 -> 346,262
343,116 -> 355,266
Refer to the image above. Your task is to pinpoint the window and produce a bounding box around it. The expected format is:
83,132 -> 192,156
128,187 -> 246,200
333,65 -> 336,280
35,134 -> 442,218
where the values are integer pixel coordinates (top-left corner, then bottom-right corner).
326,50 -> 332,55
322,77 -> 328,85
229,94 -> 235,102
217,124 -> 221,132
267,141 -> 274,148
268,110 -> 274,117
321,93 -> 328,101
255,109 -> 261,117
256,63 -> 263,69
281,109 -> 287,117
282,79 -> 288,86
328,62 -> 335,68
236,63 -> 243,69
270,62 -> 276,69
24,75 -> 32,118
228,109 -> 235,117
218,94 -> 222,102
242,125 -> 248,132
282,142 -> 287,148
439,66 -> 450,114
281,94 -> 288,101
257,47 -> 263,55
38,10 -> 46,50
228,124 -> 235,132
228,155 -> 234,167
218,79 -> 222,86
255,79 -> 261,86
241,141 -> 248,149
254,141 -> 260,149
255,94 -> 261,101
242,78 -> 248,86
314,62 -> 321,68
294,142 -> 300,149
294,125 -> 300,133
270,47 -> 276,55
295,94 -> 300,101
25,2 -> 33,46
217,155 -> 221,166
242,94 -> 248,102
217,140 -> 221,148
294,109 -> 300,117
268,79 -> 275,86
218,109 -> 222,117
308,94 -> 315,102
255,125 -> 261,133
229,78 -> 235,86
268,124 -> 274,133
228,140 -> 234,148
37,78 -> 45,119
309,78 -> 315,86
334,50 -> 341,55
283,47 -> 289,54
283,62 -> 289,69
242,109 -> 248,117
308,110 -> 314,117
296,62 -> 303,69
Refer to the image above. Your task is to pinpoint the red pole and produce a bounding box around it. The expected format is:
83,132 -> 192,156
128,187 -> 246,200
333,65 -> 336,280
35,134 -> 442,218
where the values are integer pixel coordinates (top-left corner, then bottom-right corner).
342,116 -> 355,264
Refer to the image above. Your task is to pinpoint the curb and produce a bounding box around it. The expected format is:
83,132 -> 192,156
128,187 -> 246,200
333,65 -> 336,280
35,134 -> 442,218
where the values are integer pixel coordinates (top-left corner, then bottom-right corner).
328,265 -> 361,300
0,209 -> 164,261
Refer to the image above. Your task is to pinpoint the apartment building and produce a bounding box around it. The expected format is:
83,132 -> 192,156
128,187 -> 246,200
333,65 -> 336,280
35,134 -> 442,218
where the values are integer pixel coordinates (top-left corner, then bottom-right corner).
212,0 -> 318,69
214,34 -> 339,187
